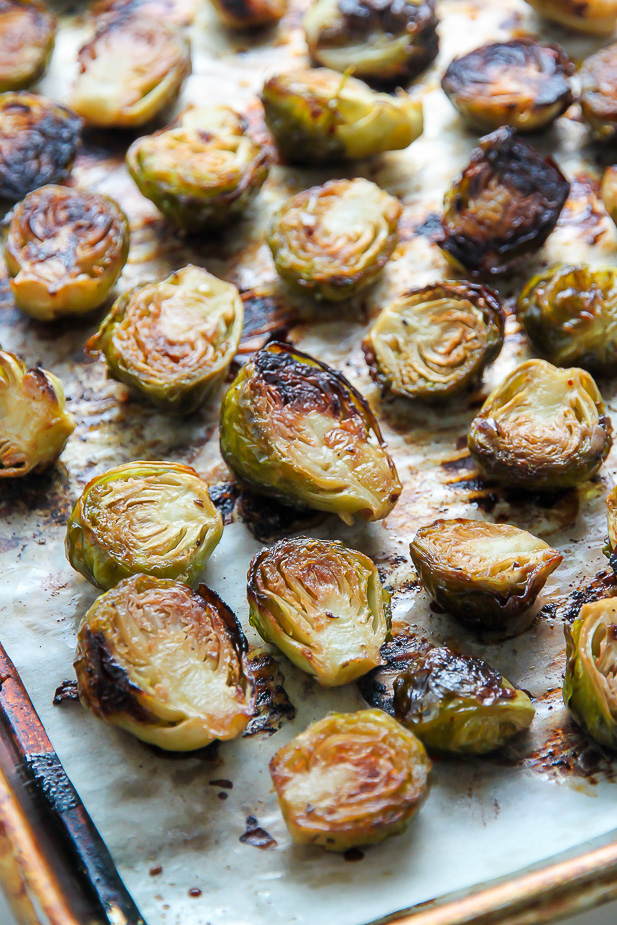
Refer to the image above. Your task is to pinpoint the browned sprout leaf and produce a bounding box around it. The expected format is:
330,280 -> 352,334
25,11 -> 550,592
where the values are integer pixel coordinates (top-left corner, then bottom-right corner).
524,0 -> 617,35
90,0 -> 196,24
0,0 -> 55,92
581,42 -> 617,141
210,0 -> 286,27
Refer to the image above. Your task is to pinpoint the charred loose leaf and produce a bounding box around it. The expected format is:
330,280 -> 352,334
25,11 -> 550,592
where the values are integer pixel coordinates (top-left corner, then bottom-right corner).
580,42 -> 617,141
210,0 -> 286,27
525,0 -> 617,35
0,0 -> 55,92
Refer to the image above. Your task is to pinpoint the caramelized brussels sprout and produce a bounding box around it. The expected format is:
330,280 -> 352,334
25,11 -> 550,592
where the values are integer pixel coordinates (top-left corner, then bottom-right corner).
442,39 -> 573,133
267,178 -> 401,302
524,0 -> 617,35
468,359 -> 612,492
410,519 -> 562,637
5,185 -> 129,320
607,486 -> 617,554
210,0 -> 285,27
580,43 -> 617,141
363,282 -> 504,401
261,68 -> 423,164
269,709 -> 430,850
0,349 -> 74,477
439,127 -> 570,276
602,165 -> 617,228
87,266 -> 243,415
90,0 -> 195,24
66,461 -> 223,590
303,0 -> 438,83
219,342 -> 401,523
74,575 -> 255,750
0,0 -> 55,92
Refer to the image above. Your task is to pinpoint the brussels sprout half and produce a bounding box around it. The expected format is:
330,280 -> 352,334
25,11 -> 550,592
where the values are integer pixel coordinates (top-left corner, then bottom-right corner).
0,349 -> 74,477
219,341 -> 401,524
363,282 -> 504,402
410,519 -> 562,637
0,0 -> 55,93
66,461 -> 223,590
580,43 -> 617,141
247,537 -> 390,687
261,68 -> 423,164
5,185 -> 129,321
525,0 -> 617,35
87,265 -> 243,415
439,126 -> 570,276
267,178 -> 401,302
210,0 -> 286,27
269,709 -> 430,850
74,575 -> 255,750
468,359 -> 612,492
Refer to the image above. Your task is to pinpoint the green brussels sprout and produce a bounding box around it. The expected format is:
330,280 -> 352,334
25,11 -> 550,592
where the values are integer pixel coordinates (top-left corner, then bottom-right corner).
87,265 -> 243,415
65,461 -> 223,590
439,126 -> 570,276
468,359 -> 612,492
442,39 -> 573,133
0,0 -> 55,92
602,165 -> 617,229
5,185 -> 129,321
74,574 -> 255,750
267,178 -> 401,302
219,341 -> 401,524
209,0 -> 286,27
303,0 -> 438,83
363,282 -> 504,402
247,536 -> 391,687
269,709 -> 430,850
127,105 -> 269,232
69,13 -> 191,128
580,43 -> 617,141
410,519 -> 562,637
261,68 -> 423,165
393,644 -> 535,754
524,0 -> 617,35
0,349 -> 74,477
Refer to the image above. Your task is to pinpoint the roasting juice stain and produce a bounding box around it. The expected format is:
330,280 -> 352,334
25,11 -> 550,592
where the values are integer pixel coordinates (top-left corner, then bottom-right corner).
188,887 -> 202,898
540,569 -> 617,625
209,779 -> 233,789
149,865 -> 163,877
344,848 -> 365,862
239,816 -> 277,849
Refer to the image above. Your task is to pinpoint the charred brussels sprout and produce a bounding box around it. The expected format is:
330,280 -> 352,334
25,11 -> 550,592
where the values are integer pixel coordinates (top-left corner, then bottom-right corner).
219,342 -> 401,523
439,126 -> 570,276
410,519 -> 562,637
363,282 -> 504,401
269,709 -> 430,850
580,43 -> 617,141
87,266 -> 243,414
127,105 -> 269,231
468,359 -> 612,492
5,185 -> 129,320
0,349 -> 74,477
74,575 -> 255,750
66,461 -> 223,590
267,178 -> 401,302
261,68 -> 423,164
524,0 -> 617,35
0,0 -> 55,92
247,537 -> 390,686
210,0 -> 286,27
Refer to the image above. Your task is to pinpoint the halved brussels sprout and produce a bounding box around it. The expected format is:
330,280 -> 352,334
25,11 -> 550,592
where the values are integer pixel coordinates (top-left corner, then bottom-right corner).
210,0 -> 285,27
363,282 -> 504,401
269,709 -> 430,850
87,266 -> 243,415
439,126 -> 570,276
66,461 -> 223,590
0,0 -> 55,92
468,359 -> 612,492
580,43 -> 617,141
261,68 -> 423,164
69,13 -> 190,128
74,574 -> 255,750
524,0 -> 617,35
5,185 -> 129,321
267,178 -> 401,302
247,537 -> 390,687
0,349 -> 74,477
410,519 -> 562,637
127,105 -> 269,232
219,341 -> 401,523
393,644 -> 535,754
602,165 -> 617,229
442,39 -> 573,133
303,0 -> 438,83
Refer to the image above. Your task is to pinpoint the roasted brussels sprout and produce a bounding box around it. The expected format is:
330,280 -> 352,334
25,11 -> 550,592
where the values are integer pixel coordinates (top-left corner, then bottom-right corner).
210,0 -> 285,27
410,519 -> 562,637
267,178 -> 401,302
261,68 -> 423,164
74,575 -> 255,750
69,13 -> 190,128
219,342 -> 401,523
524,0 -> 617,35
66,461 -> 223,590
468,359 -> 612,492
87,266 -> 243,414
607,486 -> 617,554
0,0 -> 55,92
442,39 -> 573,133
127,105 -> 269,232
580,43 -> 617,141
0,349 -> 74,477
269,709 -> 430,850
439,126 -> 570,276
90,0 -> 195,24
247,537 -> 390,686
393,644 -> 535,754
363,282 -> 504,401
602,165 -> 617,228
303,0 -> 438,83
